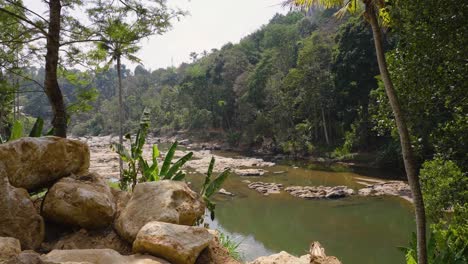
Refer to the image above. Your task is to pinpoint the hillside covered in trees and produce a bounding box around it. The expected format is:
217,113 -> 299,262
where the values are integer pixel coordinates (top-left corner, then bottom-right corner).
0,1 -> 466,263
11,8 -> 466,173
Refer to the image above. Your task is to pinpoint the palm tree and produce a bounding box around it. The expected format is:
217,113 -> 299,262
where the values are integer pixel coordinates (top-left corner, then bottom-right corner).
94,19 -> 142,180
283,1 -> 427,263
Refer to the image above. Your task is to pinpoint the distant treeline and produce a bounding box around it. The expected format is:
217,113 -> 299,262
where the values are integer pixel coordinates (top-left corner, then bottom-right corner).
11,8 -> 467,171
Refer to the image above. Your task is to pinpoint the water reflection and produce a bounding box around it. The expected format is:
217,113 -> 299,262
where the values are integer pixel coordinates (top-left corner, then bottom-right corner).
189,157 -> 415,264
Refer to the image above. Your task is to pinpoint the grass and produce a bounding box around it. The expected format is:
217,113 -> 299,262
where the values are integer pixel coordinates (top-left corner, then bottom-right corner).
218,231 -> 243,261
107,181 -> 121,190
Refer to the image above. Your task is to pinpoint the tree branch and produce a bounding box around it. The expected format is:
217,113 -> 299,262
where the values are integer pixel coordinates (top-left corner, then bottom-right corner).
4,0 -> 49,24
0,7 -> 48,36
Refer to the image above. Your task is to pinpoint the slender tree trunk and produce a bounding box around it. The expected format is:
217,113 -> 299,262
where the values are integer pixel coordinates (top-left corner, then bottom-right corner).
321,106 -> 330,145
116,55 -> 124,180
44,0 -> 66,138
15,81 -> 19,119
366,3 -> 427,264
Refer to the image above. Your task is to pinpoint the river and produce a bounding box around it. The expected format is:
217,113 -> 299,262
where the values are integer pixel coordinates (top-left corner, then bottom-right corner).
186,154 -> 415,264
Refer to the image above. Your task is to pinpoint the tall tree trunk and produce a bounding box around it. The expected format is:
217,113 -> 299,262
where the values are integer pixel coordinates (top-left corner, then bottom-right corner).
366,3 -> 427,264
117,55 -> 124,180
44,0 -> 66,137
321,106 -> 330,145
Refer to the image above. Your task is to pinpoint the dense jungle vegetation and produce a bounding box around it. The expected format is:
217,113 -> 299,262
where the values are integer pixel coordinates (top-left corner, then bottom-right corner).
0,0 -> 466,263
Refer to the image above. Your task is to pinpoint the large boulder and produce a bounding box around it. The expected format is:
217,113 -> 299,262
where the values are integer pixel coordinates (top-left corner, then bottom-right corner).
0,237 -> 21,261
0,137 -> 89,191
41,249 -> 170,264
42,173 -> 115,229
133,221 -> 213,264
0,176 -> 44,249
115,181 -> 205,242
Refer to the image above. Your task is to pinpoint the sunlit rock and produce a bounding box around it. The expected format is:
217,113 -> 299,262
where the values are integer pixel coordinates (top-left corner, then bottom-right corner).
0,137 -> 89,191
115,181 -> 205,243
133,221 -> 213,264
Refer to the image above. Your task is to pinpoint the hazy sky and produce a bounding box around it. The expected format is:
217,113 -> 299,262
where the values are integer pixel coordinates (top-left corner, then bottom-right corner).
24,0 -> 287,71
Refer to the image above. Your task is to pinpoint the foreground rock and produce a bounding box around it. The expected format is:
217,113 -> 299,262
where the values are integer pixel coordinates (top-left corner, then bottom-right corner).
47,228 -> 131,255
133,221 -> 213,264
0,237 -> 21,261
248,251 -> 310,264
358,181 -> 412,202
310,242 -> 342,264
249,242 -> 341,264
285,185 -> 354,199
248,182 -> 283,195
5,250 -> 42,264
0,137 -> 89,190
0,177 -> 44,249
41,249 -> 170,264
42,173 -> 115,229
115,181 -> 205,242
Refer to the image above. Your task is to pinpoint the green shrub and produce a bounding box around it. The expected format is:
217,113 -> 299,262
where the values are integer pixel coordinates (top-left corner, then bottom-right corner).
219,231 -> 243,261
401,157 -> 468,263
112,108 -> 193,190
420,158 -> 467,221
226,131 -> 241,147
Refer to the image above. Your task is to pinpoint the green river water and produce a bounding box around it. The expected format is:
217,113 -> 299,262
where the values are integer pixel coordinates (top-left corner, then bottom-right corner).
186,154 -> 415,264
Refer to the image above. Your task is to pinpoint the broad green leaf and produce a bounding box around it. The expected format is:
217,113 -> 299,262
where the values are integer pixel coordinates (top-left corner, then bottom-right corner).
29,117 -> 44,137
164,152 -> 193,179
160,141 -> 178,176
405,251 -> 417,264
9,121 -> 23,141
171,171 -> 186,181
205,169 -> 230,197
152,144 -> 160,162
46,127 -> 54,136
201,156 -> 215,195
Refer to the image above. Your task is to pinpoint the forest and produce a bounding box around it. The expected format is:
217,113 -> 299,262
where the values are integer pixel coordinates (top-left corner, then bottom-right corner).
0,0 -> 467,264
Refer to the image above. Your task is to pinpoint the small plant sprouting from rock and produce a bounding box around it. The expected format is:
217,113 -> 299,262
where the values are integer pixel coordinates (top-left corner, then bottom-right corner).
200,157 -> 230,220
112,108 -> 193,191
219,231 -> 243,261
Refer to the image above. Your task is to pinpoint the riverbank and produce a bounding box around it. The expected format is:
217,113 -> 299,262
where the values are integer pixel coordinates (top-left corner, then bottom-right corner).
69,135 -> 414,263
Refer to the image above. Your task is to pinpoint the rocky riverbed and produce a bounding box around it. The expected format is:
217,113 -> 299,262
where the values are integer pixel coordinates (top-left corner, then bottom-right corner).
74,136 -> 413,203
75,135 -> 273,181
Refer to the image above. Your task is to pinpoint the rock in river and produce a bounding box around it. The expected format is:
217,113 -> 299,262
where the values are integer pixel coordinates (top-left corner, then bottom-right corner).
115,181 -> 205,243
248,182 -> 283,195
218,188 -> 235,196
285,185 -> 354,199
235,169 -> 266,176
358,181 -> 412,202
133,221 -> 213,264
42,173 -> 116,229
0,137 -> 90,191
